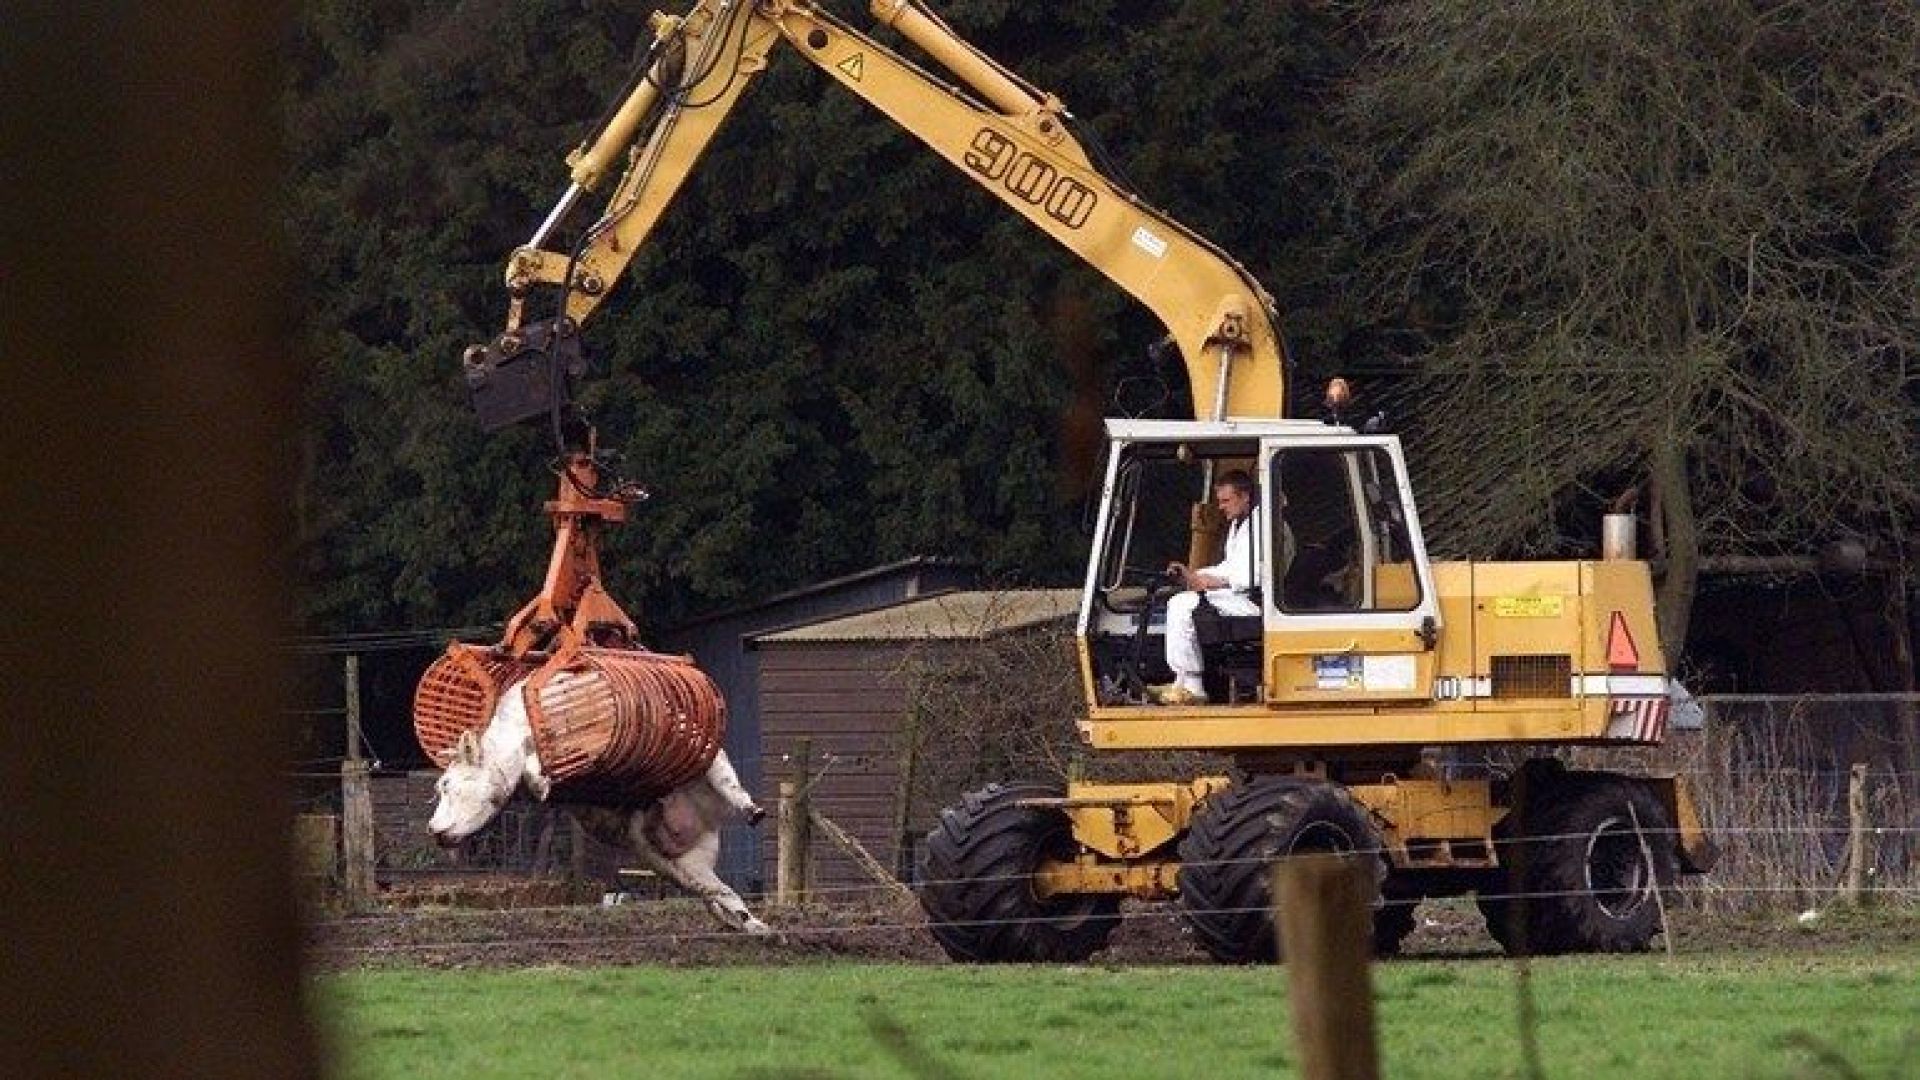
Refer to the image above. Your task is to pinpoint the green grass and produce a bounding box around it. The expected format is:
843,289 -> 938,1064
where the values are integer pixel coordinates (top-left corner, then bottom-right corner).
317,953 -> 1920,1079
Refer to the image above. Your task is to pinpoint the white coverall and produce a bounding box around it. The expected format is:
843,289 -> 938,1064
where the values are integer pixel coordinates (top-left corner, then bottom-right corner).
1163,514 -> 1262,697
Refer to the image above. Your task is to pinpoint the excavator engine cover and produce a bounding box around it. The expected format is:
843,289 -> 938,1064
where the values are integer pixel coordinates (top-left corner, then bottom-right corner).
524,648 -> 726,803
462,317 -> 587,431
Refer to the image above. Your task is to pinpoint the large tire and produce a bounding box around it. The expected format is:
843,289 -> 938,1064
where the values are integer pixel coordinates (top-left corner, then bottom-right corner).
1482,775 -> 1676,955
918,782 -> 1121,963
1177,777 -> 1386,964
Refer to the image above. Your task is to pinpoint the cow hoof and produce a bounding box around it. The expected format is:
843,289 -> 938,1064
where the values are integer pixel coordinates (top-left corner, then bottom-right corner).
742,917 -> 773,937
746,804 -> 767,827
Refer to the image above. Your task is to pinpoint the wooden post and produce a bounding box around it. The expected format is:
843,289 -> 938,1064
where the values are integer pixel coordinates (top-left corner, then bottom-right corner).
339,654 -> 376,912
340,759 -> 375,912
776,738 -> 814,906
777,781 -> 805,906
343,653 -> 363,761
1845,762 -> 1871,905
1274,855 -> 1380,1080
811,808 -> 914,903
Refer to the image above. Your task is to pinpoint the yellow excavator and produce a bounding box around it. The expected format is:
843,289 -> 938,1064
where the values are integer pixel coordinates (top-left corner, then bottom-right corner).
455,0 -> 1715,962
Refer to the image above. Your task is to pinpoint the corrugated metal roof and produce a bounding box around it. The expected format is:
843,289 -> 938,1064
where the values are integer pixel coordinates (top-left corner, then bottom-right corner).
663,555 -> 979,631
751,589 -> 1082,645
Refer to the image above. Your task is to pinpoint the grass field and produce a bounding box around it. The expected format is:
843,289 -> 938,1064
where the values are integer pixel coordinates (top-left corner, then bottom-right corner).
316,949 -> 1920,1079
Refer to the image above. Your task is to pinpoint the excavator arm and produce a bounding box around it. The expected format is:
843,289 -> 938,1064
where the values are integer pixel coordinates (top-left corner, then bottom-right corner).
473,0 -> 1288,426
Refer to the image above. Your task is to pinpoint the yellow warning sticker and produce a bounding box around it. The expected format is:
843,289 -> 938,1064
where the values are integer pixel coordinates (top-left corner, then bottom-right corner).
1493,595 -> 1564,618
837,53 -> 865,81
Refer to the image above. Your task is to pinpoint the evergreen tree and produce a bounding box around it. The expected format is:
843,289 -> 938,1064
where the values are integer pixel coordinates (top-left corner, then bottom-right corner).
285,0 -> 1344,633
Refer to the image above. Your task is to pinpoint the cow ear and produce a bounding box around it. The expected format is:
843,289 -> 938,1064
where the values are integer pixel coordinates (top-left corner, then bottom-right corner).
455,730 -> 479,765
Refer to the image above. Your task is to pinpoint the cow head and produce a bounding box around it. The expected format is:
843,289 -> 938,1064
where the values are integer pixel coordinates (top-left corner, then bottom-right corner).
428,729 -> 515,846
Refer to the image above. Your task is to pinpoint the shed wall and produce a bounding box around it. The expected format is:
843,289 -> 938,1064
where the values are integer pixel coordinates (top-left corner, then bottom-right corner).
756,643 -> 924,899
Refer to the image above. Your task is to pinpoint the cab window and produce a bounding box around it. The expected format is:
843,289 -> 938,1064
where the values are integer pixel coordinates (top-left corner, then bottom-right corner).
1270,447 -> 1422,613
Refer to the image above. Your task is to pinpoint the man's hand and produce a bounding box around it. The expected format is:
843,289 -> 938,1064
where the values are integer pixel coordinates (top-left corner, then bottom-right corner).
1166,561 -> 1222,592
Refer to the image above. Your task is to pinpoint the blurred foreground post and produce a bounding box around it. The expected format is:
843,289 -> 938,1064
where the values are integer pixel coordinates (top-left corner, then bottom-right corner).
1274,855 -> 1380,1080
2,5 -> 317,1077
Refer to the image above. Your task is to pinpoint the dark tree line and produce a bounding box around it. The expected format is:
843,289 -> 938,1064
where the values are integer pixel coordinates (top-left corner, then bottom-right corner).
287,0 -> 1917,646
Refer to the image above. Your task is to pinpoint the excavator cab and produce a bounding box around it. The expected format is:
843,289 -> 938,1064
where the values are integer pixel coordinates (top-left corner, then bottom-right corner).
1081,419 -> 1443,711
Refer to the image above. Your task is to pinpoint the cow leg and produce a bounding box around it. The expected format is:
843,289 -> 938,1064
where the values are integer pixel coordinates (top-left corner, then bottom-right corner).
626,818 -> 771,936
705,750 -> 765,825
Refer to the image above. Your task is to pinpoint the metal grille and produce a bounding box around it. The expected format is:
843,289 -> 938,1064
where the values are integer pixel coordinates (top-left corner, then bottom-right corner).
1489,654 -> 1572,699
526,648 -> 727,803
411,645 -> 536,765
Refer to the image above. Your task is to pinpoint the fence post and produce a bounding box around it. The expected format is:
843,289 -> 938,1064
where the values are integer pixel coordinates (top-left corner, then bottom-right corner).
343,653 -> 363,760
1845,762 -> 1871,906
1274,855 -> 1380,1080
340,759 -> 375,911
777,737 -> 814,907
811,808 -> 915,903
777,781 -> 808,906
339,653 -> 376,912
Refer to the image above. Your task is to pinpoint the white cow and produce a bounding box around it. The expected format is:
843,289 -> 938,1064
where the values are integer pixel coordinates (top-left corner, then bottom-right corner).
428,679 -> 771,935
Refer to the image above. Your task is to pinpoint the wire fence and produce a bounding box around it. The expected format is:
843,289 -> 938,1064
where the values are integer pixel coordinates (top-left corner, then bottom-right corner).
294,686 -> 1920,929
1658,694 -> 1917,912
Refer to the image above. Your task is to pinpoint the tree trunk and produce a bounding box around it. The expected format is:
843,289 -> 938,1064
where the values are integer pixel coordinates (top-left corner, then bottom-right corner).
1894,583 -> 1919,803
1652,439 -> 1699,672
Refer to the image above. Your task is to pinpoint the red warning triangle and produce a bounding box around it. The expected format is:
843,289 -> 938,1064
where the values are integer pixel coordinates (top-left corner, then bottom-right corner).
1606,611 -> 1640,672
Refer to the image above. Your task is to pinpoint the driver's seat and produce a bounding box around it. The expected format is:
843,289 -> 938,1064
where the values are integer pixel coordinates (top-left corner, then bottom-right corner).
1191,594 -> 1262,703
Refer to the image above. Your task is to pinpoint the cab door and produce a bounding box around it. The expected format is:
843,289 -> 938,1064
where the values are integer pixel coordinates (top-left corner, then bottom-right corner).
1258,437 -> 1442,705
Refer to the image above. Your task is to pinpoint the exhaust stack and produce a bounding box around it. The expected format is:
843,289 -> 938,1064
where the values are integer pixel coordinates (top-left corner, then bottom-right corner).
1602,512 -> 1637,561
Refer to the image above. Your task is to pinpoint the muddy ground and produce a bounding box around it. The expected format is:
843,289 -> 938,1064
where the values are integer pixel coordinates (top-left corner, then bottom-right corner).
305,886 -> 1916,972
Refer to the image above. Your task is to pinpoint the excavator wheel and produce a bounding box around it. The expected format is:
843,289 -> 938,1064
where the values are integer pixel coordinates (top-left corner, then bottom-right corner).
918,781 -> 1120,963
1177,776 -> 1387,964
1481,774 -> 1675,955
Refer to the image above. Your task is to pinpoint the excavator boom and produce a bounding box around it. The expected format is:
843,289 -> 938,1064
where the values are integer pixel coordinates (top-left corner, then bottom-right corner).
480,0 -> 1286,423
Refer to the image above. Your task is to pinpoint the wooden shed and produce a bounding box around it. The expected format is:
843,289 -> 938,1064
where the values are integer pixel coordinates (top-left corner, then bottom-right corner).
748,588 -> 1082,901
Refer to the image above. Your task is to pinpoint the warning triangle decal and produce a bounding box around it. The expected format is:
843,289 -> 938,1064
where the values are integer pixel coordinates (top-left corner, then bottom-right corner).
1606,611 -> 1640,671
837,53 -> 865,81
